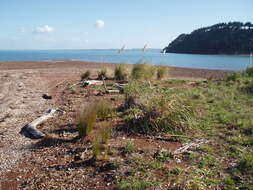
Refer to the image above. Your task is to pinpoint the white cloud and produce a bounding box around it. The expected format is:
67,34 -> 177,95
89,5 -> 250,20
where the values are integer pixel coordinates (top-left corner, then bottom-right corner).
34,25 -> 54,34
95,20 -> 105,29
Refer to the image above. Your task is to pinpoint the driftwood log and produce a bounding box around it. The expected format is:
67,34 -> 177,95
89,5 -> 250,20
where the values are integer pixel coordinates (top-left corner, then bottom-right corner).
82,80 -> 103,87
20,109 -> 56,139
173,139 -> 207,155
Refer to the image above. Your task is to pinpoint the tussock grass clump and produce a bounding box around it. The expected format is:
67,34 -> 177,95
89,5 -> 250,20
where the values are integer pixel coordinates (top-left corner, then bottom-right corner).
92,137 -> 103,160
97,68 -> 107,80
77,104 -> 97,137
92,122 -> 111,159
156,66 -> 167,80
131,63 -> 155,80
81,70 -> 91,80
98,122 -> 111,144
114,64 -> 128,81
123,81 -> 194,134
96,100 -> 113,120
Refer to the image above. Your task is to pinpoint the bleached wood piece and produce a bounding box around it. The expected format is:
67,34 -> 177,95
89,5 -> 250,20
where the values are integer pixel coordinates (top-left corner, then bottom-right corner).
106,89 -> 120,94
82,80 -> 103,86
173,139 -> 207,155
20,109 -> 56,139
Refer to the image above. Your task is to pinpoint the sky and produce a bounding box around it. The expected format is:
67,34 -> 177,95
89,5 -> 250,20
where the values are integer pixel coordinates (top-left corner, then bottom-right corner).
0,0 -> 252,50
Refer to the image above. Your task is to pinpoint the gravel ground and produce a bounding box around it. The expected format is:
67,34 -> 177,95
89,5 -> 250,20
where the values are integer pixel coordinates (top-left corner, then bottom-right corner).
0,61 -> 231,189
0,69 -> 53,188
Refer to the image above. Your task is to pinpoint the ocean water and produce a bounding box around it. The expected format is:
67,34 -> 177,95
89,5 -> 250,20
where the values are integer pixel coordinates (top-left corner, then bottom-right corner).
0,49 -> 251,70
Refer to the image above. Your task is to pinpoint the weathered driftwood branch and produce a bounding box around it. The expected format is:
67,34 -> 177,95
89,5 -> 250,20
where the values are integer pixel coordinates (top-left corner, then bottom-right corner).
106,89 -> 120,94
20,109 -> 56,139
81,80 -> 103,87
173,139 -> 207,155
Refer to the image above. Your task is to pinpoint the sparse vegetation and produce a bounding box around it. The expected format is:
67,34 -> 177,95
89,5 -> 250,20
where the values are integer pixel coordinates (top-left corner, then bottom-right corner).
19,63 -> 253,189
114,64 -> 128,80
81,70 -> 91,80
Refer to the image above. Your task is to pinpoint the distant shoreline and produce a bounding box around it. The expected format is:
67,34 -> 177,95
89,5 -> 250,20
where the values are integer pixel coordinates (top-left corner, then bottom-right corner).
0,61 -> 232,80
163,52 -> 251,57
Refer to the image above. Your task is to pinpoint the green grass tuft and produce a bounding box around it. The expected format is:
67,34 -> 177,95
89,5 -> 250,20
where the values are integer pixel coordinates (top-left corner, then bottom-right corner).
114,64 -> 128,81
81,70 -> 91,80
131,62 -> 155,80
97,68 -> 107,80
76,104 -> 97,137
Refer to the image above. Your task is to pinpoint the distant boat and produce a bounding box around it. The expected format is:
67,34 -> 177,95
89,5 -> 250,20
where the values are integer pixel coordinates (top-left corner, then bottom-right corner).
118,45 -> 126,54
161,49 -> 166,54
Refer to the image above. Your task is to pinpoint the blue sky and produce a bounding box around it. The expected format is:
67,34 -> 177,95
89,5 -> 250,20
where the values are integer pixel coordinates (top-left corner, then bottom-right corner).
0,0 -> 252,50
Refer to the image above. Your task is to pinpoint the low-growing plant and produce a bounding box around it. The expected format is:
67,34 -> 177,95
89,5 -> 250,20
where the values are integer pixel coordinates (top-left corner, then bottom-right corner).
117,176 -> 152,190
97,68 -> 107,80
245,66 -> 253,77
114,64 -> 128,80
156,66 -> 167,80
226,72 -> 239,82
153,149 -> 173,162
238,154 -> 253,174
123,141 -> 135,154
198,155 -> 216,169
149,160 -> 163,169
81,70 -> 91,80
76,104 -> 97,137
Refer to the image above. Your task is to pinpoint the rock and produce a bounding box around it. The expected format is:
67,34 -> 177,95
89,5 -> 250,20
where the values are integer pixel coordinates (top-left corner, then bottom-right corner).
42,94 -> 52,100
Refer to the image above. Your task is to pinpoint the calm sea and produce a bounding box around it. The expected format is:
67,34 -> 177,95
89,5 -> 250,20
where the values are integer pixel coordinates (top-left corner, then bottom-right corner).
0,49 -> 251,70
